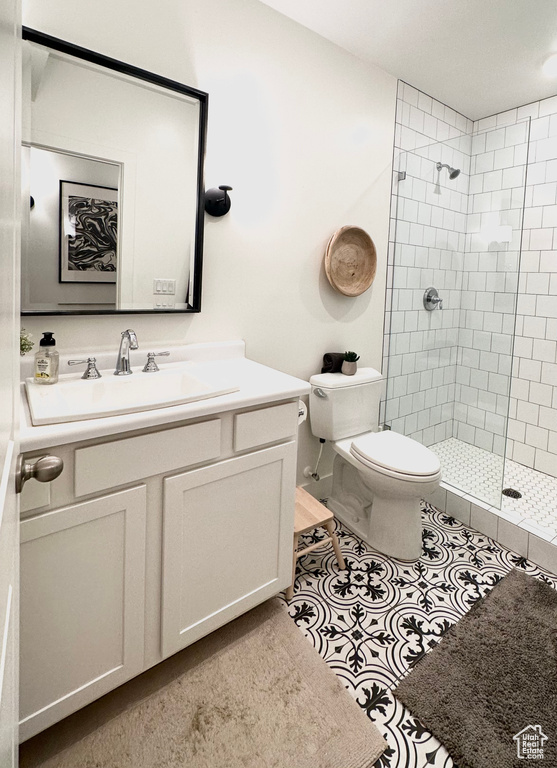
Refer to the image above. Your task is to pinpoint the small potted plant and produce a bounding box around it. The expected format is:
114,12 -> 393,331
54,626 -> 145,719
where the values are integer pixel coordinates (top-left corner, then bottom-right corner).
342,350 -> 360,375
20,328 -> 34,356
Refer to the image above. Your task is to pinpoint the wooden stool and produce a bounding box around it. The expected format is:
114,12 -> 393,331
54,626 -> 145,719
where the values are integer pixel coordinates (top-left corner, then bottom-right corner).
285,486 -> 346,601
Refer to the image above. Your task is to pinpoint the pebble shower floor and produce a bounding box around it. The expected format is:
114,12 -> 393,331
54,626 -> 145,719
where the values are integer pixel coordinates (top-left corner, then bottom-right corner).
279,501 -> 557,768
432,437 -> 557,536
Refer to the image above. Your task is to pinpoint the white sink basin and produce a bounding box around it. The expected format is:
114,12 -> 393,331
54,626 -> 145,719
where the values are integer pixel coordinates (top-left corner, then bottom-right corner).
25,362 -> 240,426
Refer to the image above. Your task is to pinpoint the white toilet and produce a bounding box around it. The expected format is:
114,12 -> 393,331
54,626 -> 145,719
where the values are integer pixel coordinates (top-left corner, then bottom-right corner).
309,367 -> 442,561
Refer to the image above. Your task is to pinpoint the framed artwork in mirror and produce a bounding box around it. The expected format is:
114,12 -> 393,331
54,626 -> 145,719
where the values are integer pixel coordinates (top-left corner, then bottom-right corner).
59,180 -> 118,284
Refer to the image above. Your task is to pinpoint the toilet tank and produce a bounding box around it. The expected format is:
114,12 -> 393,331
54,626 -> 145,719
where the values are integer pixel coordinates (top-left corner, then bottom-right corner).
308,367 -> 383,441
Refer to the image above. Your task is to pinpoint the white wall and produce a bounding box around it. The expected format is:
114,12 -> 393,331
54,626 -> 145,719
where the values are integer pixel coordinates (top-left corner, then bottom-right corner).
22,0 -> 397,481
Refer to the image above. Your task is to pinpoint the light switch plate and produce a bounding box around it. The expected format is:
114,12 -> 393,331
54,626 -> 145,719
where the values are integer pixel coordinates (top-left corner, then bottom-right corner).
153,279 -> 176,295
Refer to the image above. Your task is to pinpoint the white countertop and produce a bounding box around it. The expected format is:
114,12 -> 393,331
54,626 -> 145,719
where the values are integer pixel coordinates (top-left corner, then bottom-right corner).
20,341 -> 311,452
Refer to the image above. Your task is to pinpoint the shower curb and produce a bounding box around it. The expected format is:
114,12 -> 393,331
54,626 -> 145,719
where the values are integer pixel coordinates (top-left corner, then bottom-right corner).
426,482 -> 557,574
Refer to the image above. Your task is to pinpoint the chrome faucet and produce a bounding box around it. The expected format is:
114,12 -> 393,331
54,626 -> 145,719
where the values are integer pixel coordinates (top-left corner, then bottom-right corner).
114,329 -> 139,375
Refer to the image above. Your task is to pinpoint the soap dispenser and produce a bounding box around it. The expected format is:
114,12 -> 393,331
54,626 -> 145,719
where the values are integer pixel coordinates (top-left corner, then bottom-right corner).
34,332 -> 59,385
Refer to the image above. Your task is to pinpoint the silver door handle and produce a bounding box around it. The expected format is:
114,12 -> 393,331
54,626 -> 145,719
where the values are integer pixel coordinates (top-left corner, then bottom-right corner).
15,455 -> 64,494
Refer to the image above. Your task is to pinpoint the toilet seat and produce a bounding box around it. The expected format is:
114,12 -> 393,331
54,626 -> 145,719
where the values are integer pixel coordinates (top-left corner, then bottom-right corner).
350,430 -> 441,480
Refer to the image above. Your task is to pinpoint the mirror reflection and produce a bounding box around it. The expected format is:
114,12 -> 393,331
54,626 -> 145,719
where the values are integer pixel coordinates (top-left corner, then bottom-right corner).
24,147 -> 119,310
21,29 -> 207,315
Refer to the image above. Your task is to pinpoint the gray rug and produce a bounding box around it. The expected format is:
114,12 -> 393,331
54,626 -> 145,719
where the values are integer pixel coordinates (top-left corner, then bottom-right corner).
395,568 -> 557,768
21,598 -> 386,768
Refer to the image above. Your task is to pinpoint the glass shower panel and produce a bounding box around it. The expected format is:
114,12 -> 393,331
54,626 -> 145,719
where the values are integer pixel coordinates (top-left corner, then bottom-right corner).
447,120 -> 529,506
384,135 -> 470,447
385,120 -> 529,509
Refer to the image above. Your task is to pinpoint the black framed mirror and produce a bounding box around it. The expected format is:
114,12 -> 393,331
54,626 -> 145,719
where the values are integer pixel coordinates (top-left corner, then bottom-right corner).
21,27 -> 208,315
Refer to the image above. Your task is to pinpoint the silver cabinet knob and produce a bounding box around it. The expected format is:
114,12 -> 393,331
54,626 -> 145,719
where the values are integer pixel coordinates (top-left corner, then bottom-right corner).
16,454 -> 64,494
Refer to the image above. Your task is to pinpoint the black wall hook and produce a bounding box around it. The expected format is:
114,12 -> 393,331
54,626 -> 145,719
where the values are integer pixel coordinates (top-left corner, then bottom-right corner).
204,185 -> 232,217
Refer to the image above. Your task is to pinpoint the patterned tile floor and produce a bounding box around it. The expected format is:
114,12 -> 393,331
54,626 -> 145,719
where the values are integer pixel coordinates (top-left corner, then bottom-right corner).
432,437 -> 557,533
280,501 -> 557,768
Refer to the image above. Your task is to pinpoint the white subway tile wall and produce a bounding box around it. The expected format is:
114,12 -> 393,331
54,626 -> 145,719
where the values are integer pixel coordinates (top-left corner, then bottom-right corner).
455,117 -> 527,456
383,81 -> 557,494
382,81 -> 473,449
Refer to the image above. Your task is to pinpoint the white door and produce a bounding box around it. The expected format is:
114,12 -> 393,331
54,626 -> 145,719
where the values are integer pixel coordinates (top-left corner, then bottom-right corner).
0,0 -> 21,764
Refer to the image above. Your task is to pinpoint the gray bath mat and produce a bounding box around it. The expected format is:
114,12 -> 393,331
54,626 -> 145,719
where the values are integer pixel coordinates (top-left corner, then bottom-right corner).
395,568 -> 557,768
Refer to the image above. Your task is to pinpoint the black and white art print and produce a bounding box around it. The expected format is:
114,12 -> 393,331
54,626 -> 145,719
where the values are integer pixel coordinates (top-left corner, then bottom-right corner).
59,180 -> 118,283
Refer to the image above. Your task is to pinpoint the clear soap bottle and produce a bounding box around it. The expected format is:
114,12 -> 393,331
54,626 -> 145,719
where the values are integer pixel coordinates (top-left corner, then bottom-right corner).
34,332 -> 59,385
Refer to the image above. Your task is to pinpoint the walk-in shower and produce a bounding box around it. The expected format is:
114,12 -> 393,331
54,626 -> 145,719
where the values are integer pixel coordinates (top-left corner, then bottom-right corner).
382,118 -> 557,534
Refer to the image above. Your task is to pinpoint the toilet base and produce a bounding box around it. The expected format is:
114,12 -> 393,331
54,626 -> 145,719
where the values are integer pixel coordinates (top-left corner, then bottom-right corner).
328,455 -> 424,561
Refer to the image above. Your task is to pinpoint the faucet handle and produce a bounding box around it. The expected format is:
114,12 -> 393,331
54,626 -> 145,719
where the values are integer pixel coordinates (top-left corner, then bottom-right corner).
142,351 -> 170,373
68,357 -> 102,379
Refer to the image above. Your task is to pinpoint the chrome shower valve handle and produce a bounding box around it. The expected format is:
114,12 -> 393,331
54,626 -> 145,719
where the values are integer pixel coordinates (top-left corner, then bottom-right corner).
423,287 -> 443,310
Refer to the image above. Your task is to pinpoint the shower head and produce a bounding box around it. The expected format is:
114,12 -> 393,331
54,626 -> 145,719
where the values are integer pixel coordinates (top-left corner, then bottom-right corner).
436,162 -> 460,179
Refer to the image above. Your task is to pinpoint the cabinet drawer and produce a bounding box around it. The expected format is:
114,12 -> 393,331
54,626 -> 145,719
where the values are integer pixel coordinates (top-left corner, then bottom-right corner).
233,401 -> 298,453
75,419 -> 221,497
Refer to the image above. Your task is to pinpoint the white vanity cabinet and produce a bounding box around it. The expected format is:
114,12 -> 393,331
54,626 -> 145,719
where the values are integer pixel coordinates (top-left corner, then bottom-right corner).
18,392 -> 302,741
19,486 -> 147,741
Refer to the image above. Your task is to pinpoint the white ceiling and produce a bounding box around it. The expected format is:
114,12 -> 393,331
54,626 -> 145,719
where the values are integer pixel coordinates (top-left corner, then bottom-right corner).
258,0 -> 557,120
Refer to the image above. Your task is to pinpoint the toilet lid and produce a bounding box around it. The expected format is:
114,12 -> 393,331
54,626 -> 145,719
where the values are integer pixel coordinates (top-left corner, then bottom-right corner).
350,431 -> 441,477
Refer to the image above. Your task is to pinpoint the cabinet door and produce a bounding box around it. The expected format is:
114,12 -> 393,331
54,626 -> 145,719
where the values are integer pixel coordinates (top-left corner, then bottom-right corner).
19,486 -> 146,741
162,443 -> 296,657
